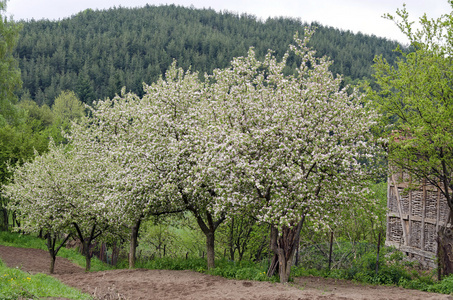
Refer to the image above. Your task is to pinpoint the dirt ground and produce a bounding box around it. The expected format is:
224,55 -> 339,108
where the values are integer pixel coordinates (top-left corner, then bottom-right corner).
1,245 -> 452,300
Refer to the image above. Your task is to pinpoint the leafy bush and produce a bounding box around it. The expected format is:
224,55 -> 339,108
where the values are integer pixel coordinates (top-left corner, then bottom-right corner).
298,240 -> 380,271
426,275 -> 453,294
293,243 -> 440,290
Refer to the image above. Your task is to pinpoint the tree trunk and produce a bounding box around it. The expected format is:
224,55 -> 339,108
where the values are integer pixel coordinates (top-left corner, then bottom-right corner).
1,208 -> 8,231
193,210 -> 225,270
438,227 -> 453,279
72,222 -> 103,272
206,231 -> 215,269
49,252 -> 56,274
47,234 -> 56,274
45,232 -> 70,274
83,240 -> 92,272
229,217 -> 235,261
12,211 -> 17,228
267,218 -> 305,283
129,218 -> 141,269
254,230 -> 268,262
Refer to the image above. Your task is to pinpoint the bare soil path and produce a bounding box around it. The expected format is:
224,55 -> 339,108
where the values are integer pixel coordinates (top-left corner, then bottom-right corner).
0,244 -> 452,300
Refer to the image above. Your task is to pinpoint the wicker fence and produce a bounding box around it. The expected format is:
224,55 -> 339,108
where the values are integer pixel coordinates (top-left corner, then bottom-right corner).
386,172 -> 450,267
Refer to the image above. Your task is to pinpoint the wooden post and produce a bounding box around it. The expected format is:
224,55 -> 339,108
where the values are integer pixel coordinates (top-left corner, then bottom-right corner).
328,231 -> 334,272
391,175 -> 409,245
421,183 -> 427,251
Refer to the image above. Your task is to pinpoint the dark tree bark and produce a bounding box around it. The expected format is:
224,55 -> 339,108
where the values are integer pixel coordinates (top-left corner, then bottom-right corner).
267,217 -> 305,283
179,189 -> 225,270
194,211 -> 224,269
46,232 -> 71,274
73,222 -> 103,272
1,207 -> 8,231
129,218 -> 142,269
438,226 -> 453,280
229,217 -> 235,261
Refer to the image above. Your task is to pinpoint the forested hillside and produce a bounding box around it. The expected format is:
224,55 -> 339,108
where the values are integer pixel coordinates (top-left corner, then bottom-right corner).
15,4 -> 401,106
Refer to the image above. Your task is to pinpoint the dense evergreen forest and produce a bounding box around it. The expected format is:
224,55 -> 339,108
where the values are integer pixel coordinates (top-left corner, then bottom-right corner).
15,4 -> 401,106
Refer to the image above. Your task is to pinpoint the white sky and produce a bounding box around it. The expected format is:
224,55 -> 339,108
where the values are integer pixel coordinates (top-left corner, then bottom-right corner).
5,0 -> 453,44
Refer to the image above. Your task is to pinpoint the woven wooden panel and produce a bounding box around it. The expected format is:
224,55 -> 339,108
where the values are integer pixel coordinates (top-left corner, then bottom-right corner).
393,172 -> 403,183
388,187 -> 398,213
439,192 -> 449,223
388,216 -> 403,244
411,190 -> 423,218
424,223 -> 437,253
387,171 -> 451,262
412,253 -> 436,268
399,187 -> 410,215
411,220 -> 422,249
425,190 -> 438,220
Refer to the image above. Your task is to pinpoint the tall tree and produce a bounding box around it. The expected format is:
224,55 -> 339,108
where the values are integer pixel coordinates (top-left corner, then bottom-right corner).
142,64 -> 227,270
76,72 -> 95,106
369,2 -> 453,278
202,30 -> 380,283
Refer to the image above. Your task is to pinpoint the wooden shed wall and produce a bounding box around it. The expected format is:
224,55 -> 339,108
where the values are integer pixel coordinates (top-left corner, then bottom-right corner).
386,172 -> 450,267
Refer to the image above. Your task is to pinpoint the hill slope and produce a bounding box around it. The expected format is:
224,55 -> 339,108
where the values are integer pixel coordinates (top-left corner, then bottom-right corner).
15,5 -> 401,106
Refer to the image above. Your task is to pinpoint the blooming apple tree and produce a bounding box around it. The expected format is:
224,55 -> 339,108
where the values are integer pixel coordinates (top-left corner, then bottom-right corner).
69,63 -> 226,270
69,87 -> 185,269
4,139 -> 125,272
200,29 -> 380,282
4,141 -> 74,274
140,65 -> 227,270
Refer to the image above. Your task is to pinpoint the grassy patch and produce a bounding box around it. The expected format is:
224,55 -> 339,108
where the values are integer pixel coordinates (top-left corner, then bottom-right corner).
209,259 -> 279,282
122,256 -> 280,282
56,246 -> 114,272
0,259 -> 92,300
0,231 -> 47,250
121,256 -> 207,272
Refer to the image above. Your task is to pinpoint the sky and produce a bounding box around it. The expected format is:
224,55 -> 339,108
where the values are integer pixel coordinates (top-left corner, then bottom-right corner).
5,0 -> 453,44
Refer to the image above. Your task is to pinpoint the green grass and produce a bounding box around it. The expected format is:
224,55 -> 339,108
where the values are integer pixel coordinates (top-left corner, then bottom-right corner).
0,231 -> 48,250
56,246 -> 114,272
121,256 -> 280,282
0,259 -> 92,299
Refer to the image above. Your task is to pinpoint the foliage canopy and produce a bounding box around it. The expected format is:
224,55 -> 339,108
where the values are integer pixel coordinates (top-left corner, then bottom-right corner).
369,2 -> 453,214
